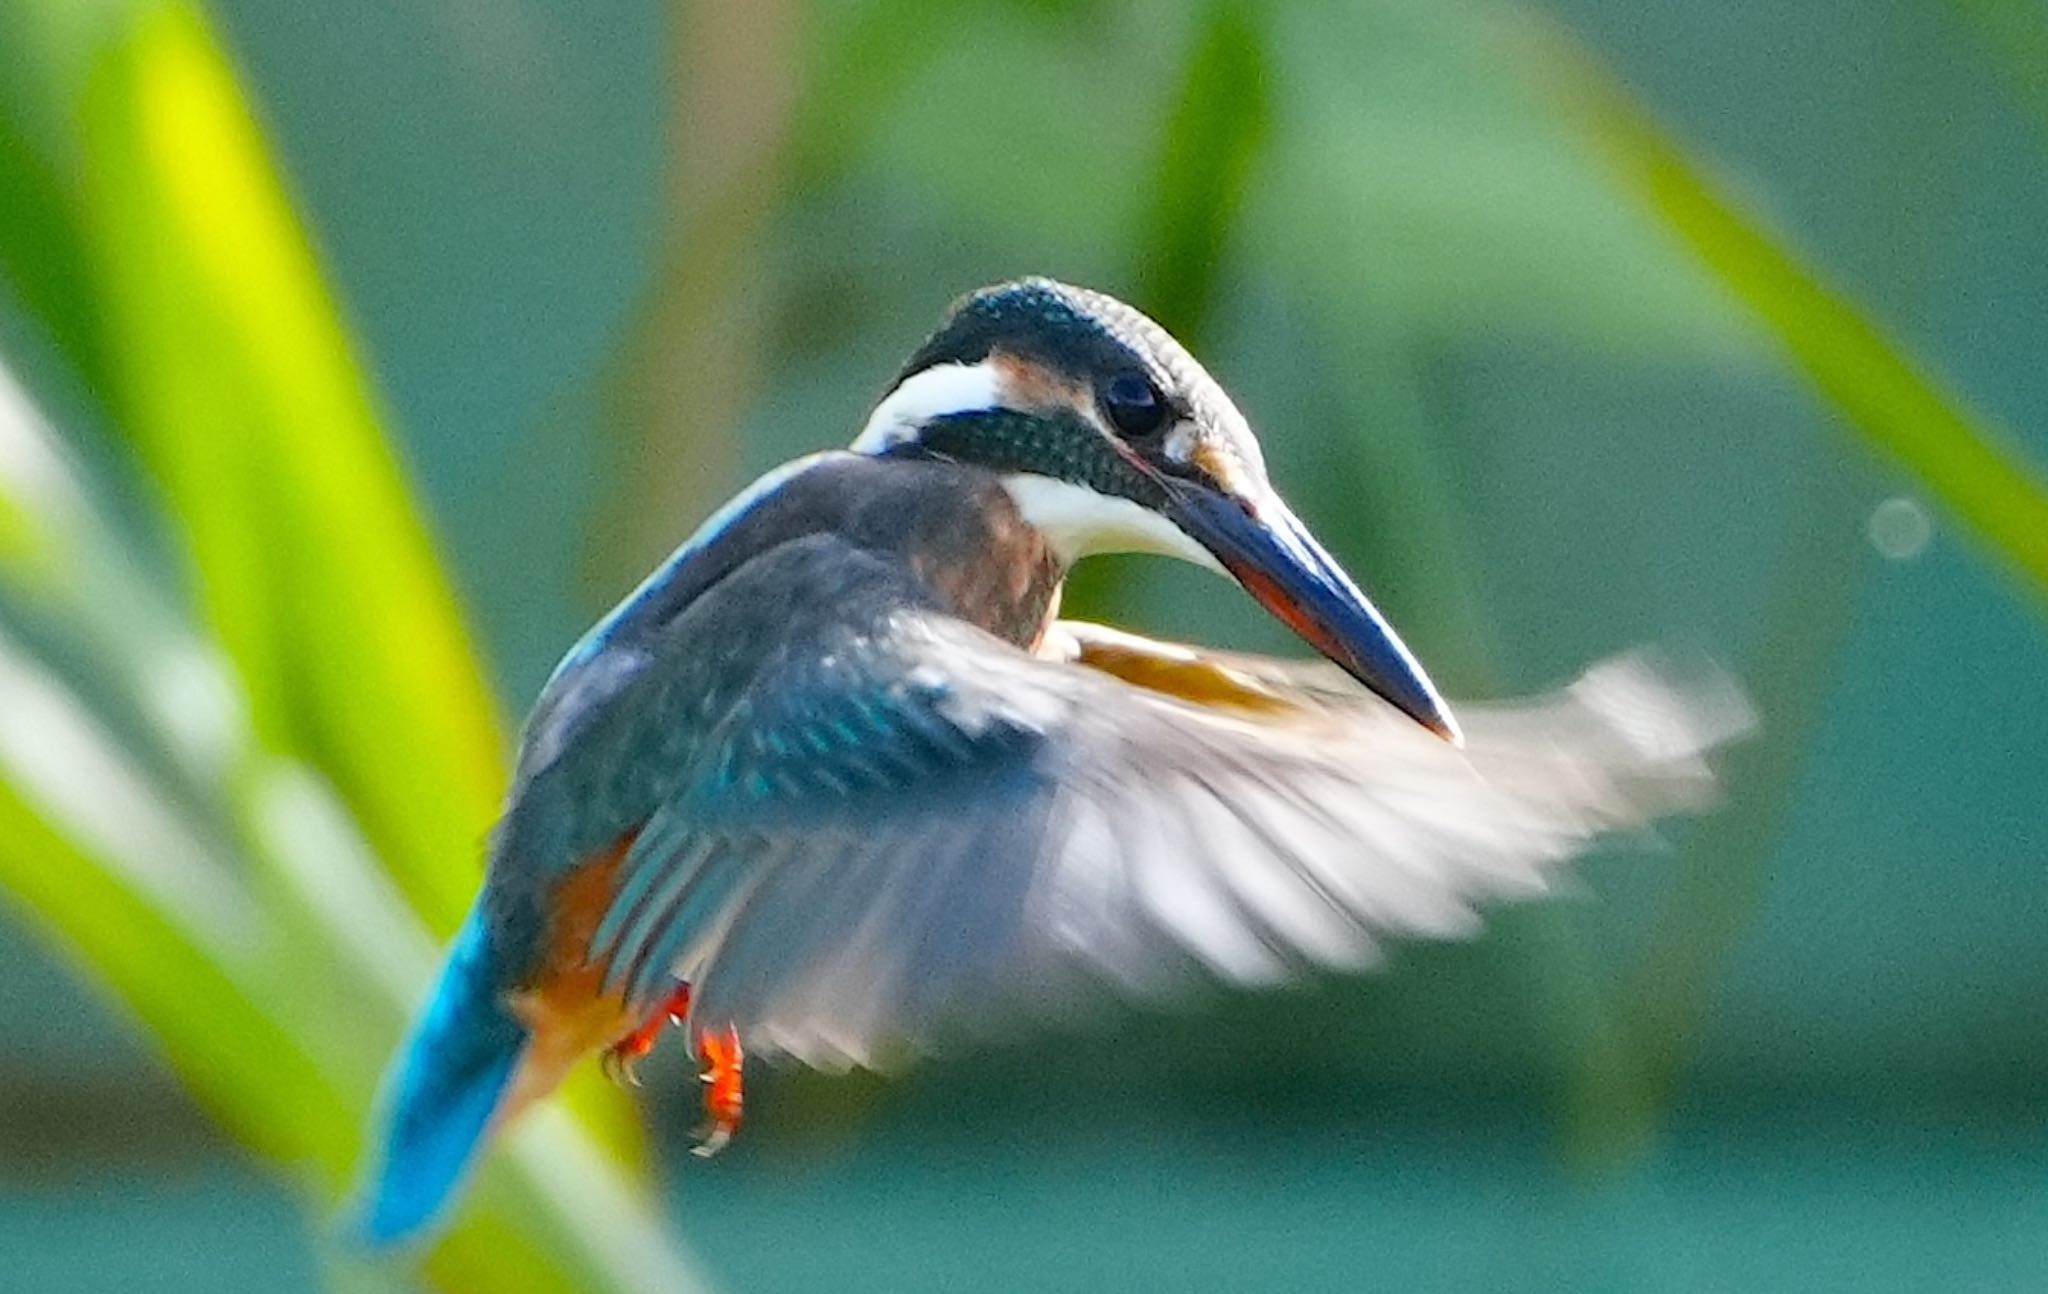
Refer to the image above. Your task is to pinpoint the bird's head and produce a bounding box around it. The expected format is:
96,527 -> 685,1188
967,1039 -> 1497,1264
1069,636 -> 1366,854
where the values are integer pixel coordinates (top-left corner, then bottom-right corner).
853,278 -> 1458,743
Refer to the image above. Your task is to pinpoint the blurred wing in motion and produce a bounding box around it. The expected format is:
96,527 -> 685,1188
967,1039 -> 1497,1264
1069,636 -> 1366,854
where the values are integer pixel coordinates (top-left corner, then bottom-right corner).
591,607 -> 1752,1070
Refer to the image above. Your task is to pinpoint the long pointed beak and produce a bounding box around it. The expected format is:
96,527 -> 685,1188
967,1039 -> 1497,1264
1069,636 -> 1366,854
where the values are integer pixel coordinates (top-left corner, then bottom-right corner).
1169,486 -> 1461,742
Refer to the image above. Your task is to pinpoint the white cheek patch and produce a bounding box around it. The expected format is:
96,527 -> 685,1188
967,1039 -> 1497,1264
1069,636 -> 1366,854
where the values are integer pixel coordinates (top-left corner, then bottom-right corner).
851,360 -> 1006,454
1001,473 -> 1224,574
857,360 -> 1228,576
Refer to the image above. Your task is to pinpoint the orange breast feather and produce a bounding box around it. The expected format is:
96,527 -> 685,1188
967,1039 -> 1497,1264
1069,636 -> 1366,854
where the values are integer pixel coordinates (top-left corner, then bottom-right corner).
501,832 -> 643,1119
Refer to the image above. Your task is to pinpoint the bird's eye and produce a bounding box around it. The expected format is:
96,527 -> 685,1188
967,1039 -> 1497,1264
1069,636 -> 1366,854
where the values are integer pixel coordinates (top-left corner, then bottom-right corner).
1102,372 -> 1169,438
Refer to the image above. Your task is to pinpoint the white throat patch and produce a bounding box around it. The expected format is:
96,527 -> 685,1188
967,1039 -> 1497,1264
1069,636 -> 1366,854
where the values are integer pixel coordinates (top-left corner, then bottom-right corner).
850,360 -> 1005,454
1000,474 -> 1222,573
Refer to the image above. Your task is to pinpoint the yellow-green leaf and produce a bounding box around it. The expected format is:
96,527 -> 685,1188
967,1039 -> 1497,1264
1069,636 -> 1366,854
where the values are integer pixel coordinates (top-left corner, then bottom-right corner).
77,2 -> 506,927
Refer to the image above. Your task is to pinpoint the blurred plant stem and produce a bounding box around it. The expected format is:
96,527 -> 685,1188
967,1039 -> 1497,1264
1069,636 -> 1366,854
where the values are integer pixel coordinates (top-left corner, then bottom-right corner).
583,0 -> 1003,599
51,0 -> 502,931
0,353 -> 706,1293
1069,0 -> 1271,622
1565,451 -> 1877,1171
1952,0 -> 2048,140
1528,16 -> 2048,611
1131,0 -> 1270,342
1517,3 -> 2048,1168
583,0 -> 801,593
0,1 -> 700,1288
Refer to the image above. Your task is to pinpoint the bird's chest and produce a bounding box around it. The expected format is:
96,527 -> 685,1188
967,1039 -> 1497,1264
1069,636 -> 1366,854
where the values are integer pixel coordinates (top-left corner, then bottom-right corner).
902,496 -> 1066,650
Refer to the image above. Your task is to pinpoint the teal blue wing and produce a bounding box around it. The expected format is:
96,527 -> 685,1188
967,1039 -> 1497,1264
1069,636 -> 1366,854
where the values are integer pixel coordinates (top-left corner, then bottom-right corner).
585,586 -> 1750,1069
587,606 -> 1066,1062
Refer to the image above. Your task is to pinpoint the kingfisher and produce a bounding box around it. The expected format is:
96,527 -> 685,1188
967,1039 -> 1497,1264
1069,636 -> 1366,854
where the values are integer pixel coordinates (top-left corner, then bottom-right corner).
353,278 -> 1745,1247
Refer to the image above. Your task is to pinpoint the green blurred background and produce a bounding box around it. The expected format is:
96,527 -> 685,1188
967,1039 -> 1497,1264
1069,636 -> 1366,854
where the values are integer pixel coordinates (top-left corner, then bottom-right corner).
2,0 -> 2046,1291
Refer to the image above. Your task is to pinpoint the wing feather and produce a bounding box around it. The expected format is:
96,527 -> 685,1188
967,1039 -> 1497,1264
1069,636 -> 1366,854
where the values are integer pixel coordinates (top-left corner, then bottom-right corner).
590,603 -> 1751,1068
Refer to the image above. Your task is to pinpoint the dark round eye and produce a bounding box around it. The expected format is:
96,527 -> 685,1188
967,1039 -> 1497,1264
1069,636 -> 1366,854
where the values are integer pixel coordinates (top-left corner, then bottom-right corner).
1102,372 -> 1168,438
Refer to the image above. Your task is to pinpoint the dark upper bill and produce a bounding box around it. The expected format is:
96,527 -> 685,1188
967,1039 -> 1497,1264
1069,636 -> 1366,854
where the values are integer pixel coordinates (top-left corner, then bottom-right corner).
1168,486 -> 1461,743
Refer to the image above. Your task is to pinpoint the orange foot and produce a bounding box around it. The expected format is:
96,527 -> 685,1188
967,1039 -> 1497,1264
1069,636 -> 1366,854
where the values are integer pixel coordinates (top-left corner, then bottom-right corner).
691,1024 -> 744,1158
601,984 -> 692,1087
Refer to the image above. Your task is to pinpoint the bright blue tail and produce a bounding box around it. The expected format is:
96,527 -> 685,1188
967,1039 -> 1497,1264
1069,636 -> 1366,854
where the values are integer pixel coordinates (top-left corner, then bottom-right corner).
351,909 -> 528,1249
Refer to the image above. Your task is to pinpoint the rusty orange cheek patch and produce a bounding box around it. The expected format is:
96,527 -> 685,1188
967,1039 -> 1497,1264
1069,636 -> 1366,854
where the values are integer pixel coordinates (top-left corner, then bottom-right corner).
1189,440 -> 1256,499
990,348 -> 1092,416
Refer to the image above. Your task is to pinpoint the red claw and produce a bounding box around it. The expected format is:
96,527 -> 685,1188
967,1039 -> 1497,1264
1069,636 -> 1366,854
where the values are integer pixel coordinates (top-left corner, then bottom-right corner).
692,1024 -> 744,1157
601,984 -> 692,1087
597,984 -> 743,1154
